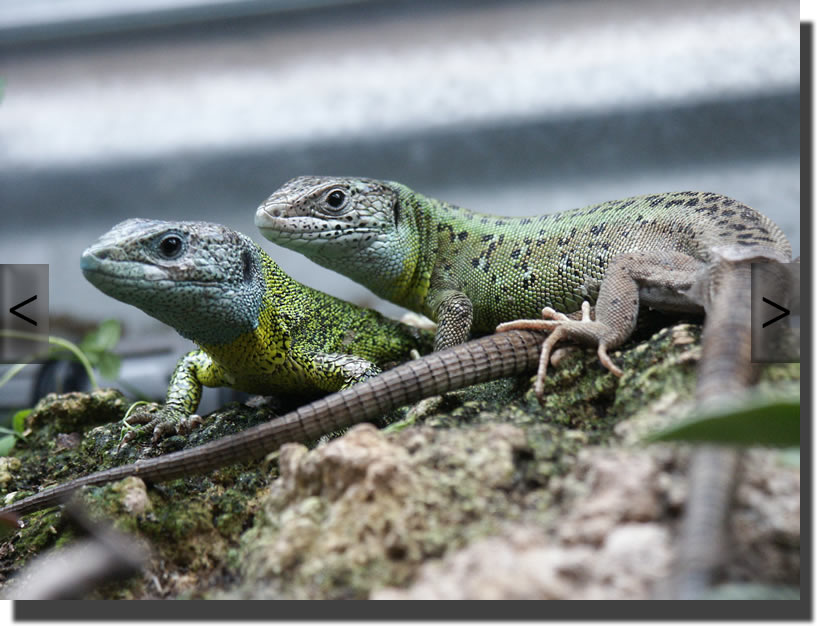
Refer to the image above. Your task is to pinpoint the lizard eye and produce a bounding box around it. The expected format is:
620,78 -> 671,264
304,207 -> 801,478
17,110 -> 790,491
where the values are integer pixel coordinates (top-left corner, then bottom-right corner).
325,189 -> 347,211
158,234 -> 184,259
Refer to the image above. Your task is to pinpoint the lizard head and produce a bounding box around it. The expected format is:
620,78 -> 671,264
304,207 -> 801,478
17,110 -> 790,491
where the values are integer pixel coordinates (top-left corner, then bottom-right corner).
255,176 -> 401,250
81,219 -> 266,345
255,176 -> 421,302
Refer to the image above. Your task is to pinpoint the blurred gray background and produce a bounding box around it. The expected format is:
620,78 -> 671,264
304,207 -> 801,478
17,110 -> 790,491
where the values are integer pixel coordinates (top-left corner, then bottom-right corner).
0,0 -> 800,406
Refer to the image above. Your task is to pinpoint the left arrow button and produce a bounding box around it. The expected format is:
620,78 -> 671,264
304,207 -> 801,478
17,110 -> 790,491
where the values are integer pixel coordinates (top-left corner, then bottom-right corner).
10,295 -> 38,326
1,264 -> 49,363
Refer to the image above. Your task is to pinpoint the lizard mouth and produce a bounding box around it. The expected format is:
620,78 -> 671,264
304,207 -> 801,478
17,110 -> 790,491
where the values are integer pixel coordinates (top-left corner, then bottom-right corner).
255,205 -> 316,237
80,251 -> 220,288
81,246 -> 168,279
255,209 -> 377,242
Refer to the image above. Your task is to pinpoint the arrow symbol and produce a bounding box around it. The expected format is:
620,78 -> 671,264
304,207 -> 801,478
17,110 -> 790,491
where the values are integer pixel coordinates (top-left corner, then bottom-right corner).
9,294 -> 37,326
762,297 -> 790,328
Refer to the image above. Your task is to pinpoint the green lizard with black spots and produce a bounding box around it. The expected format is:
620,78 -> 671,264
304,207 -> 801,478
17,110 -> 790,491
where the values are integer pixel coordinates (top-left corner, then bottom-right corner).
255,177 -> 791,390
79,219 -> 432,444
255,176 -> 795,598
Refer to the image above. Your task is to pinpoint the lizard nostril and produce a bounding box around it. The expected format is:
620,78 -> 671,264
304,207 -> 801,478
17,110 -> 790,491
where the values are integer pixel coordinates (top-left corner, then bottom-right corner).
82,245 -> 109,262
260,203 -> 287,219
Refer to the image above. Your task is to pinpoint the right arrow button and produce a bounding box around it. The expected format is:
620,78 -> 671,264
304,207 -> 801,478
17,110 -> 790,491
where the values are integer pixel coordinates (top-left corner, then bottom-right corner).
761,297 -> 790,328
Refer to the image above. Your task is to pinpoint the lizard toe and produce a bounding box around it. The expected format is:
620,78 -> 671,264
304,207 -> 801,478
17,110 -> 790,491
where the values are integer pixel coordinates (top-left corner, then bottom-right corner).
151,419 -> 182,443
540,306 -> 571,322
597,344 -> 623,377
533,328 -> 569,404
123,403 -> 161,426
495,319 -> 550,333
118,405 -> 203,448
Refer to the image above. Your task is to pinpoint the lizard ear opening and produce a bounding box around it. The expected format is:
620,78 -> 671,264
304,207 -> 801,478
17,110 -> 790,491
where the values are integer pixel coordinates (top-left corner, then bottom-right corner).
241,249 -> 254,283
392,197 -> 400,227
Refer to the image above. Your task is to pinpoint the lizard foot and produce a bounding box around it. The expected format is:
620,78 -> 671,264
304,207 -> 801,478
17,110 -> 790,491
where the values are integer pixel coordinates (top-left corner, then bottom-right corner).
496,301 -> 622,404
118,403 -> 203,450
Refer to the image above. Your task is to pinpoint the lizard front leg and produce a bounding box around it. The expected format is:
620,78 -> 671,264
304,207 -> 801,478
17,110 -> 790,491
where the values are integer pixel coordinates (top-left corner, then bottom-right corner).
498,251 -> 703,402
384,287 -> 472,428
428,288 -> 473,351
122,349 -> 230,446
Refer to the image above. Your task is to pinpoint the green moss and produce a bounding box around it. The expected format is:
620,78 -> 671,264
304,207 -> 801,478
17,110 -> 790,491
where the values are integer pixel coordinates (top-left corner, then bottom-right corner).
26,388 -> 129,434
0,391 -> 282,598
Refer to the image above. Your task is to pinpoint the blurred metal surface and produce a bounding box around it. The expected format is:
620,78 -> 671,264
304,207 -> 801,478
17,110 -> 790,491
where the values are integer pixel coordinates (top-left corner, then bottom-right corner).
0,0 -> 798,169
0,0 -> 372,42
0,0 -> 800,406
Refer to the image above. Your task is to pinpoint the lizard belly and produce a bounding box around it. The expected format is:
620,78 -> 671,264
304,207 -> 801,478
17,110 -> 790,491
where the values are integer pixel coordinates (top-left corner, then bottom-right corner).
218,355 -> 325,396
462,265 -> 603,332
640,285 -> 704,314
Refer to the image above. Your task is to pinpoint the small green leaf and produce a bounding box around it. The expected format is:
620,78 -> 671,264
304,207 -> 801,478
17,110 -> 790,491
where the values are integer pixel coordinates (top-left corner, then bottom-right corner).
78,337 -> 96,356
778,447 -> 800,467
96,351 -> 122,380
646,390 -> 800,447
80,319 -> 121,355
12,409 -> 31,434
95,319 -> 121,350
0,435 -> 16,456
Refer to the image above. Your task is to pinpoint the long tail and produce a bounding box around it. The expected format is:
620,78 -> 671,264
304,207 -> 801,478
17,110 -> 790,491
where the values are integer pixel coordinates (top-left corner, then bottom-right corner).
2,330 -> 544,517
670,247 -> 791,598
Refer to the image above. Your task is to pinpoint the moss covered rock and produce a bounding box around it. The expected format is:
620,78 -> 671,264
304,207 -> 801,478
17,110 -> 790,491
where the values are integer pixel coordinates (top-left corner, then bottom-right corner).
0,322 -> 800,599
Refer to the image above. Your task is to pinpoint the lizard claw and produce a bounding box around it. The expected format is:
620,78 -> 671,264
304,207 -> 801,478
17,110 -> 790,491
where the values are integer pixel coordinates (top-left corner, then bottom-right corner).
149,414 -> 203,442
118,403 -> 204,450
498,301 -> 622,405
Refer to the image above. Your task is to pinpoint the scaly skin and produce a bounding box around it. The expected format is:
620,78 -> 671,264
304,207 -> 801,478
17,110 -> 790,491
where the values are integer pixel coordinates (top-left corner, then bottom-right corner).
255,177 -> 795,598
80,219 -> 432,442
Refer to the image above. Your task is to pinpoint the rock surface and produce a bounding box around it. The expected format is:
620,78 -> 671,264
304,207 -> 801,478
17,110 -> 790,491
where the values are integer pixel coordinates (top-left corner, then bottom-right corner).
0,322 -> 800,599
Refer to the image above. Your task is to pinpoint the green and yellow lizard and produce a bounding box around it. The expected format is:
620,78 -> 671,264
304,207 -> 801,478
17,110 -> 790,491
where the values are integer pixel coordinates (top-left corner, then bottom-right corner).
79,219 -> 432,443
